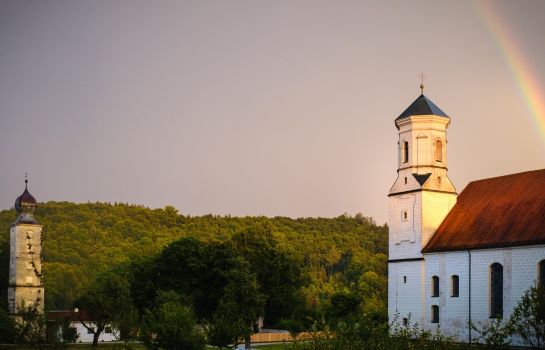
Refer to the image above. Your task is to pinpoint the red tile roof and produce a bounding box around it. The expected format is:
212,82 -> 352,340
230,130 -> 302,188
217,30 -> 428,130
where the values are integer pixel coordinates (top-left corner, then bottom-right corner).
423,169 -> 545,253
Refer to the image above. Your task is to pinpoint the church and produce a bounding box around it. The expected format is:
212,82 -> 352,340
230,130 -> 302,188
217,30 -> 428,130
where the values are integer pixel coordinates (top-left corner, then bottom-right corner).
387,90 -> 545,344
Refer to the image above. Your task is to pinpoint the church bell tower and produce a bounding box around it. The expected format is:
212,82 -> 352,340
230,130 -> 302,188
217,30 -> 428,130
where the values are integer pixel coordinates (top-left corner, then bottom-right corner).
8,178 -> 44,314
387,88 -> 457,326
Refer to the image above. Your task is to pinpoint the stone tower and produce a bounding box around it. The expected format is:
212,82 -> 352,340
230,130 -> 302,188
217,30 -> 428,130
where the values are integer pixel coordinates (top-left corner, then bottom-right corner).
8,179 -> 44,314
387,93 -> 457,325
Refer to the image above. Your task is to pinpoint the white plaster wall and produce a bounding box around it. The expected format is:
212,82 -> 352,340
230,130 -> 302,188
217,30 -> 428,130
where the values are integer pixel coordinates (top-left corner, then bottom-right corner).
388,192 -> 422,260
424,252 -> 470,340
71,322 -> 117,343
422,246 -> 545,344
421,192 -> 456,248
388,260 -> 426,327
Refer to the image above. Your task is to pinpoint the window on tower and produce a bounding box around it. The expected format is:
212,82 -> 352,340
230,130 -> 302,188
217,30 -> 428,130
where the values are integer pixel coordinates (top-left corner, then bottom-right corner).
435,140 -> 443,162
403,141 -> 409,163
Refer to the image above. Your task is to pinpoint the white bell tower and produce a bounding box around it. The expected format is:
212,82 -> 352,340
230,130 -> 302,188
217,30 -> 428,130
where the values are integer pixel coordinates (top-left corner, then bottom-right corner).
8,177 -> 44,314
387,88 -> 457,326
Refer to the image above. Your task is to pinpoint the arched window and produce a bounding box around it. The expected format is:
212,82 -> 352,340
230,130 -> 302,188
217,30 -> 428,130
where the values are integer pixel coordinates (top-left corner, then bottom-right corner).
435,140 -> 443,162
431,305 -> 439,323
451,275 -> 459,297
539,260 -> 545,287
432,276 -> 439,297
402,141 -> 409,163
490,263 -> 503,318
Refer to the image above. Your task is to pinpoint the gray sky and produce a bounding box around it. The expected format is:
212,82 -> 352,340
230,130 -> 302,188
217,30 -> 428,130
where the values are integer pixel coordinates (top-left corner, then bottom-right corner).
1,0 -> 544,224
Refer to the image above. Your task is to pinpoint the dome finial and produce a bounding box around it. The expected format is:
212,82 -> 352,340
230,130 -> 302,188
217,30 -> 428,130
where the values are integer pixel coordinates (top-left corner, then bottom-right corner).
419,72 -> 426,95
25,172 -> 28,188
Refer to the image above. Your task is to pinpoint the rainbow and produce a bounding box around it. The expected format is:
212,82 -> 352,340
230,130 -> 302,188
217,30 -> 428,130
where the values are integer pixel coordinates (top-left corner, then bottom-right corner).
472,0 -> 545,144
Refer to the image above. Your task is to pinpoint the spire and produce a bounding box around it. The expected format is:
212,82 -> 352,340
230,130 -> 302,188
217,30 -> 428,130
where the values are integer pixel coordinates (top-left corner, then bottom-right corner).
419,72 -> 425,95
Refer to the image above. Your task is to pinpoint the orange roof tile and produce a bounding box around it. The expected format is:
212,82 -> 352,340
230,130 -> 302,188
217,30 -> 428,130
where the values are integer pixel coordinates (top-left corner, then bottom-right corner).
423,169 -> 545,253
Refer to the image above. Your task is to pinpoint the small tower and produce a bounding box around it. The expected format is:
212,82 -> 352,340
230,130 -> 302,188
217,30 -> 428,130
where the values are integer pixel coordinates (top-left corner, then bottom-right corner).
387,90 -> 457,326
7,178 -> 44,314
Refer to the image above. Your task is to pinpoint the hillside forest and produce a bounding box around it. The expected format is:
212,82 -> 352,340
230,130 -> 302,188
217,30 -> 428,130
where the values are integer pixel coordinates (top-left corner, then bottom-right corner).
0,202 -> 388,346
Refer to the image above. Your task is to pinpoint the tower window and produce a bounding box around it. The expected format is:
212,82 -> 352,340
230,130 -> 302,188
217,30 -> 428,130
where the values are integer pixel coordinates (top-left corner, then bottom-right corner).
435,140 -> 443,162
538,260 -> 545,287
402,141 -> 409,163
490,263 -> 503,318
431,305 -> 439,323
431,276 -> 439,297
404,177 -> 407,184
403,276 -> 407,283
401,210 -> 408,221
451,275 -> 459,297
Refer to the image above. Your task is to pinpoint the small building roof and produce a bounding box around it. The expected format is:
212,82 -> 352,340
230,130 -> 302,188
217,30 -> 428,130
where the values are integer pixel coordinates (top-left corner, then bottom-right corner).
48,310 -> 93,322
397,94 -> 449,121
423,169 -> 545,253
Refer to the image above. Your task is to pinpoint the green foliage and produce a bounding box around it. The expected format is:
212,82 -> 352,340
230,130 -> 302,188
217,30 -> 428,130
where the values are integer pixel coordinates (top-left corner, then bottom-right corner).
0,305 -> 16,343
471,318 -> 511,349
76,270 -> 137,346
288,313 -> 458,350
139,291 -> 205,350
13,305 -> 47,348
58,318 -> 79,344
508,284 -> 545,348
0,203 -> 387,331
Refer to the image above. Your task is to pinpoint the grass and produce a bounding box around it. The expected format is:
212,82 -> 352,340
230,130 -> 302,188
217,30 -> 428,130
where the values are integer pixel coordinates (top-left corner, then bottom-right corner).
253,343 -> 294,350
1,343 -> 295,350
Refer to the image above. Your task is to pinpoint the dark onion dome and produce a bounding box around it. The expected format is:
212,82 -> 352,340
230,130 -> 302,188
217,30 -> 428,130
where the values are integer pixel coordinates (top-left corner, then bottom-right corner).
14,180 -> 38,224
396,94 -> 449,122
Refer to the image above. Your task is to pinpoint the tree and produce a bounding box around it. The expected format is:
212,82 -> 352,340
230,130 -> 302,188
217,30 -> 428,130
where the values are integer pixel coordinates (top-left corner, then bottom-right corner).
508,284 -> 545,348
232,223 -> 305,325
471,318 -> 511,349
0,305 -> 16,343
209,259 -> 265,350
75,270 -> 136,347
13,305 -> 47,348
139,291 -> 205,350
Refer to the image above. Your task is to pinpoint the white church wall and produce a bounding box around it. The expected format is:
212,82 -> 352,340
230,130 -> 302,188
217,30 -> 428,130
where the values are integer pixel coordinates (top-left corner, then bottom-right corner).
424,251 -> 470,341
388,260 -> 425,327
422,245 -> 545,345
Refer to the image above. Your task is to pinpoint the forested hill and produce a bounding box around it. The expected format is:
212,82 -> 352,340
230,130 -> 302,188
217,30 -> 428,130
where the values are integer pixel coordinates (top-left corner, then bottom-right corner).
0,202 -> 387,314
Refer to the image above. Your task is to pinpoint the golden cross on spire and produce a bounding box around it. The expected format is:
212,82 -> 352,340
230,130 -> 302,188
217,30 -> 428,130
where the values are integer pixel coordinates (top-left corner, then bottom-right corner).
419,72 -> 426,95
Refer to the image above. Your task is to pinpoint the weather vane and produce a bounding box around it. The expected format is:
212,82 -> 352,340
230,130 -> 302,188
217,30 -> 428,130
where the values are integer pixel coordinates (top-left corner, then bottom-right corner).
419,72 -> 426,95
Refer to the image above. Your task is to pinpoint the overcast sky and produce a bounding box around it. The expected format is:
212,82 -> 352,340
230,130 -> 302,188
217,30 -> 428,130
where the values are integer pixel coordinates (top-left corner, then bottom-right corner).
1,0 -> 544,224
